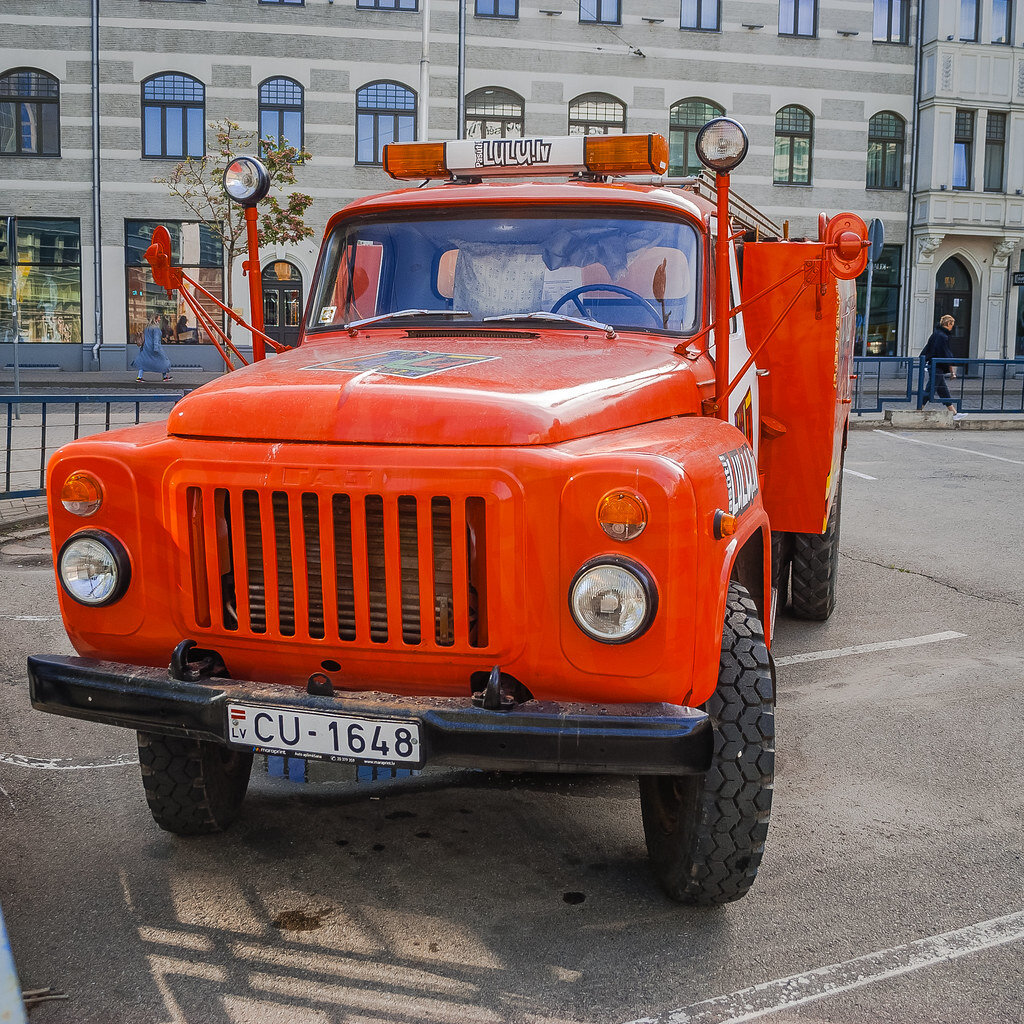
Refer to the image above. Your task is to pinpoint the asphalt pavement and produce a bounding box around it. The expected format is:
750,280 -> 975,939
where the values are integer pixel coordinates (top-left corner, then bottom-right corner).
1,429 -> 1023,1023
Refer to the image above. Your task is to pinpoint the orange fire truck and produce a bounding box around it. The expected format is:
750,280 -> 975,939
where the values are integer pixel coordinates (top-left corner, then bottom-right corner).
29,121 -> 866,904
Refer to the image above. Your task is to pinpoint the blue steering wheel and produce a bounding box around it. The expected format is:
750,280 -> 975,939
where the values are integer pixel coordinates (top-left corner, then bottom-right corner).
550,284 -> 664,327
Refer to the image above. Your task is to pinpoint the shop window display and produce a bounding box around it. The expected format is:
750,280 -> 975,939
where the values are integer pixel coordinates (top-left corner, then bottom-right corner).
0,217 -> 81,344
855,243 -> 901,356
124,220 -> 223,346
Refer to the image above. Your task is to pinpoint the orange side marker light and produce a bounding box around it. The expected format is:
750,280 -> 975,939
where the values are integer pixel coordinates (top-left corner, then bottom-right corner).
61,472 -> 103,517
713,509 -> 737,539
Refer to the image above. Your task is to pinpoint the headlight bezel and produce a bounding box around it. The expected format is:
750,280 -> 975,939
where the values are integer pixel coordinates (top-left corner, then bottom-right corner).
57,529 -> 132,607
568,555 -> 658,645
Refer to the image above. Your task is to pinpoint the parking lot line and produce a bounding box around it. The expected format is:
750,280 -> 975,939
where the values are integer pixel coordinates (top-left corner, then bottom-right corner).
0,753 -> 136,771
874,430 -> 1024,466
622,909 -> 1024,1024
774,631 -> 965,666
843,468 -> 876,480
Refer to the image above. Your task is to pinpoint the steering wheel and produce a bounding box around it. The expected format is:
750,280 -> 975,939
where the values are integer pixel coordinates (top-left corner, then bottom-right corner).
550,284 -> 664,327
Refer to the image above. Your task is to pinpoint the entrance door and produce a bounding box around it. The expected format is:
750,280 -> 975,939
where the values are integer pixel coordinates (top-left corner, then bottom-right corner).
933,256 -> 972,360
262,261 -> 303,348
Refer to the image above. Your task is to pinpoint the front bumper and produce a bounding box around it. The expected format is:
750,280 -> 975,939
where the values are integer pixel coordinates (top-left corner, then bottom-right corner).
28,656 -> 712,775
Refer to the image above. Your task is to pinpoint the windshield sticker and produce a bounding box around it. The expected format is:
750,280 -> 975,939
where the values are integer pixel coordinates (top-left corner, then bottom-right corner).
319,306 -> 337,324
719,445 -> 758,516
302,349 -> 498,379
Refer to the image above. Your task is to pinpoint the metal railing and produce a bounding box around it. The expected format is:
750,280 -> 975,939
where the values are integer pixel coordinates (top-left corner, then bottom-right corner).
2,393 -> 184,500
852,357 -> 1024,414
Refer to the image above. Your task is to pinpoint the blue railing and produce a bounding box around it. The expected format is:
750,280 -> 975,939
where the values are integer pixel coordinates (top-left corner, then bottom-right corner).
1,393 -> 184,500
852,357 -> 1024,414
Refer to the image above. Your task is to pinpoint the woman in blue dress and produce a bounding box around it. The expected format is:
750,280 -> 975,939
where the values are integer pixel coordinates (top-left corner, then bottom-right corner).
134,313 -> 172,381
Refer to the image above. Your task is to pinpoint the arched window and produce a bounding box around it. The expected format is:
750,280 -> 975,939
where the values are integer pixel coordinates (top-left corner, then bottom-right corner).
142,73 -> 205,159
568,93 -> 625,135
774,105 -> 813,185
356,81 -> 416,165
0,68 -> 60,156
866,112 -> 905,190
465,87 -> 524,139
669,98 -> 725,175
259,77 -> 304,153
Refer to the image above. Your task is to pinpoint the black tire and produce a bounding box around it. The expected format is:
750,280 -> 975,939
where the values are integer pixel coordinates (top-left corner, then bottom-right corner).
770,530 -> 792,614
137,732 -> 252,836
790,472 -> 842,621
639,581 -> 775,904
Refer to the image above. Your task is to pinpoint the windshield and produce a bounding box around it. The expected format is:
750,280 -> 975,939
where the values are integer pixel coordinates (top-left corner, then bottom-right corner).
308,206 -> 701,335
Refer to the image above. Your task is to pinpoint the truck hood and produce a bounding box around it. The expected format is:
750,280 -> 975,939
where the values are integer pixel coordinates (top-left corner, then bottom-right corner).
167,331 -> 700,446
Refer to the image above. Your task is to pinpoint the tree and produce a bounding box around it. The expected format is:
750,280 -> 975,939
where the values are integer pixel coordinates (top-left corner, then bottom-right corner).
154,119 -> 314,337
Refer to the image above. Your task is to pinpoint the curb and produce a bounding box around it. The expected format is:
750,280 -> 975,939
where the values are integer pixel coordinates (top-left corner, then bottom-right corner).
850,409 -> 1024,430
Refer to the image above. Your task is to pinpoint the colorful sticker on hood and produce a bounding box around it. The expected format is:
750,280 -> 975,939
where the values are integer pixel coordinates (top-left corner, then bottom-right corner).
719,445 -> 758,516
302,349 -> 498,379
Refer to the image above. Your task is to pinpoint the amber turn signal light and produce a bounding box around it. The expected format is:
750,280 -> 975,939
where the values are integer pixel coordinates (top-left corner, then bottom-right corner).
584,134 -> 669,176
713,509 -> 738,539
61,472 -> 103,517
597,492 -> 648,542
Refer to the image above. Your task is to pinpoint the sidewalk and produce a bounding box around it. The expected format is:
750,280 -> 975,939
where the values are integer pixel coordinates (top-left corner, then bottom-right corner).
0,369 -> 224,393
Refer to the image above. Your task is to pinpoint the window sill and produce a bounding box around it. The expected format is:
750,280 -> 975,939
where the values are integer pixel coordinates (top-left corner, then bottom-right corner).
680,26 -> 721,33
772,180 -> 813,187
0,152 -> 62,158
866,185 -> 905,191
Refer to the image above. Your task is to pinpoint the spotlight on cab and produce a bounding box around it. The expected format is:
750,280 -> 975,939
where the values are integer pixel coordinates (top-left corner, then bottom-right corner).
695,117 -> 749,174
222,156 -> 271,207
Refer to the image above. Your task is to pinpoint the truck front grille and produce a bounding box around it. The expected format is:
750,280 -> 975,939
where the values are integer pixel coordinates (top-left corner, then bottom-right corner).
183,485 -> 491,651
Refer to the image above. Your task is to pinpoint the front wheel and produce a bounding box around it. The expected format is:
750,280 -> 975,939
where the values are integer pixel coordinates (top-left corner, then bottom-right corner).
138,732 -> 252,836
639,581 -> 775,904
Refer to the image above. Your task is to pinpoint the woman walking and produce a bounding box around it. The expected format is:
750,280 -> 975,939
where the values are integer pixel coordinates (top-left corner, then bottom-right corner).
134,313 -> 173,382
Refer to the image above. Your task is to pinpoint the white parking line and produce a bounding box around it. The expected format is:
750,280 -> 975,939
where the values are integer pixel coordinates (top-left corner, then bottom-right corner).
843,467 -> 876,480
874,429 -> 1024,465
622,909 -> 1024,1024
0,753 -> 136,771
0,615 -> 60,621
774,631 -> 964,666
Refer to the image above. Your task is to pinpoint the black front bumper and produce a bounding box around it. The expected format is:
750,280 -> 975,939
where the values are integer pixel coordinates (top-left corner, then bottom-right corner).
28,656 -> 712,775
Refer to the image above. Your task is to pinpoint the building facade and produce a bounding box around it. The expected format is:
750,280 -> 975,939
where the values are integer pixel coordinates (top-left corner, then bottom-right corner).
1,0 -> 919,374
911,0 -> 1024,361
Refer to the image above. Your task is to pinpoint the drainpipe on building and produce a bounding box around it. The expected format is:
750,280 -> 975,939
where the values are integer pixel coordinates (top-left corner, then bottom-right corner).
457,0 -> 466,139
900,0 -> 925,357
8,217 -> 20,418
89,0 -> 103,368
419,0 -> 430,140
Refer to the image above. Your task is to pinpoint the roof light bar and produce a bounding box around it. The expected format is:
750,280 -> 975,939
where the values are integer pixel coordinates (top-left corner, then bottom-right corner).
383,134 -> 670,181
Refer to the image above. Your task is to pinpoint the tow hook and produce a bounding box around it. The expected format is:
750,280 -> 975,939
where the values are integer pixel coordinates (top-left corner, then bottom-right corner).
471,665 -> 519,711
169,638 -> 227,682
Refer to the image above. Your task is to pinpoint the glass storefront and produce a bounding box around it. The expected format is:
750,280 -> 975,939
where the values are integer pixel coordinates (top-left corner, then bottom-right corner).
0,217 -> 82,344
125,220 -> 223,346
856,243 -> 901,356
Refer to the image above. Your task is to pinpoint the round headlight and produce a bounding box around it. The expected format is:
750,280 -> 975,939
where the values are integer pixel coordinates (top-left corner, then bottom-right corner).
695,117 -> 749,173
569,558 -> 657,644
58,531 -> 131,607
222,156 -> 271,207
60,471 -> 103,517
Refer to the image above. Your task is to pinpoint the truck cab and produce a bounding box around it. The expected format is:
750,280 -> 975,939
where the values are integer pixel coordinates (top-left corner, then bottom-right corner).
29,123 -> 866,904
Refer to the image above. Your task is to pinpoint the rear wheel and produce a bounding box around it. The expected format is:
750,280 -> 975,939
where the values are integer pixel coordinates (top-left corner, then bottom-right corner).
137,732 -> 252,835
790,473 -> 842,621
639,581 -> 775,904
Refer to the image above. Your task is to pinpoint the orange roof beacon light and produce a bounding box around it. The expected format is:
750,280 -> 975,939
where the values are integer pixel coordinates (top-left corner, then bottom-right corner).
383,134 -> 669,181
695,117 -> 749,421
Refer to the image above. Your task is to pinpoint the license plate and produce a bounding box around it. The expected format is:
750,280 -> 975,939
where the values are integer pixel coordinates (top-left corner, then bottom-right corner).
226,703 -> 422,766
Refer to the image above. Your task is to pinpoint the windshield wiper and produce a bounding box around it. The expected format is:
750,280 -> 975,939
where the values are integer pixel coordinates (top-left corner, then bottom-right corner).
344,309 -> 472,334
483,312 -> 616,339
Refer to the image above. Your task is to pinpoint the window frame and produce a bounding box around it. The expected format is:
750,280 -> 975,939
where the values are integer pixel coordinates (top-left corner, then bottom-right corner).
258,76 -> 304,155
140,73 -> 205,160
568,92 -> 626,135
866,111 -> 906,190
991,0 -> 1012,44
959,0 -> 979,41
355,80 -> 417,166
778,0 -> 817,37
669,98 -> 725,175
257,0 -> 304,5
356,0 -> 418,9
680,0 -> 720,32
579,0 -> 621,26
465,87 -> 525,139
983,111 -> 1006,192
0,67 -> 61,157
872,0 -> 909,44
953,108 -> 975,190
475,0 -> 518,17
774,105 -> 814,185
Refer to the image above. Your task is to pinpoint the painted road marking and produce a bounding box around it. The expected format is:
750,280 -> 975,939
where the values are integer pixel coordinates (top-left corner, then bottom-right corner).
774,631 -> 964,667
843,467 -> 876,480
623,908 -> 1024,1024
0,753 -> 136,771
874,429 -> 1024,466
0,615 -> 60,622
